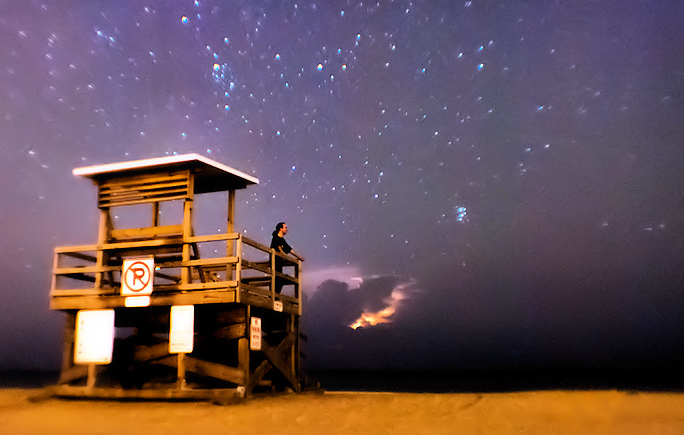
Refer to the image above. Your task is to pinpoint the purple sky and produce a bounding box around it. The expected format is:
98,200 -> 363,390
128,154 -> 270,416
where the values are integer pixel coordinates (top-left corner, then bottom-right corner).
1,0 -> 684,371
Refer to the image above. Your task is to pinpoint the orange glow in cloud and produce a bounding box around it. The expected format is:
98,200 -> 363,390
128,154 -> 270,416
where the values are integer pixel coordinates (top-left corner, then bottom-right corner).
350,288 -> 406,329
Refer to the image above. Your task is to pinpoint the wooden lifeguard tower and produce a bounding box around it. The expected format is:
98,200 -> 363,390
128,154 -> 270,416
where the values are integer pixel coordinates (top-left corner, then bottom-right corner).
50,154 -> 304,401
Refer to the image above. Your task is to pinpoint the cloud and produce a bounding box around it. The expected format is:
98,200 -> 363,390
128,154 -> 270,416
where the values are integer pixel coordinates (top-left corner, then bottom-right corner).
302,273 -> 421,369
302,266 -> 362,294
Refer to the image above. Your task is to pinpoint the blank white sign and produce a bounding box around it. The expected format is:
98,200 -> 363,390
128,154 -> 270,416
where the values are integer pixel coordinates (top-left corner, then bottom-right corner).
74,310 -> 115,365
169,305 -> 194,354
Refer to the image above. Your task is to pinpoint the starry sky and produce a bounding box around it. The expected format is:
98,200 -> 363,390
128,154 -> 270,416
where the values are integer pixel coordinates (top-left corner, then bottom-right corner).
2,0 -> 684,371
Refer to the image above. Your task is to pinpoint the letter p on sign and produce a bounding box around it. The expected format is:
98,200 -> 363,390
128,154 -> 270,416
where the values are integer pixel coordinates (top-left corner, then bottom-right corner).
122,257 -> 154,296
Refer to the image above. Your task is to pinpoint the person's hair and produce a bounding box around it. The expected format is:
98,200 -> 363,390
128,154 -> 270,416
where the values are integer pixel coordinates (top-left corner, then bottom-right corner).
272,222 -> 286,237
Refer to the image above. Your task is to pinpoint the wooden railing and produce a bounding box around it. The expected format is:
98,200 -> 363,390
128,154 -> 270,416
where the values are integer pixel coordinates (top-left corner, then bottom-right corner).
50,232 -> 301,314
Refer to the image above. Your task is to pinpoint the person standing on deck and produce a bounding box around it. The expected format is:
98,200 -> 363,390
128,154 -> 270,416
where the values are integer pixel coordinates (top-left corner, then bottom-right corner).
270,222 -> 304,293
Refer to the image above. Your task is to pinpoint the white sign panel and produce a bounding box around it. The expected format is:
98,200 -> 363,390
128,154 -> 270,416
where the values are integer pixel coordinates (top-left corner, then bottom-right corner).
250,317 -> 262,351
74,310 -> 115,364
124,295 -> 151,307
121,257 -> 154,296
169,305 -> 194,354
273,300 -> 283,312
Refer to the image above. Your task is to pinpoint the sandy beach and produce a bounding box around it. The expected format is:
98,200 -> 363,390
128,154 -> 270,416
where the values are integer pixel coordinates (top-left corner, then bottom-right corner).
1,388 -> 683,434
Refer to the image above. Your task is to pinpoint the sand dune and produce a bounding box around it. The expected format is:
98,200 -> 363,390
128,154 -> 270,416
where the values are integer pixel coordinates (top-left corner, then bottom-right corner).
1,388 -> 683,434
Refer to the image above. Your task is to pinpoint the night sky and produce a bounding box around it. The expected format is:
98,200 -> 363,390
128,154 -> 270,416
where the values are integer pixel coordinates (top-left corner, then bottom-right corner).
2,0 -> 684,372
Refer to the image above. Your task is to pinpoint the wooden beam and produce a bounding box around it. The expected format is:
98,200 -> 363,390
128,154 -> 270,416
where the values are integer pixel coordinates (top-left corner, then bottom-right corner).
215,309 -> 246,324
244,360 -> 272,397
59,251 -> 97,262
52,385 -> 242,401
98,173 -> 191,207
241,259 -> 271,275
100,186 -> 189,203
182,257 -> 238,267
55,273 -> 96,283
55,245 -> 98,254
240,282 -> 271,295
58,365 -> 88,384
154,271 -> 180,283
240,260 -> 298,283
178,281 -> 237,291
156,356 -> 244,385
99,171 -> 188,189
132,342 -> 169,362
237,293 -> 300,315
214,323 -> 246,340
241,236 -> 270,252
55,265 -> 118,275
238,293 -> 271,310
259,332 -> 300,393
240,277 -> 271,284
100,180 -> 189,196
100,238 -> 184,251
99,194 -> 189,209
51,288 -> 113,297
110,225 -> 183,240
51,289 -> 239,310
276,294 -> 298,304
186,233 -> 239,243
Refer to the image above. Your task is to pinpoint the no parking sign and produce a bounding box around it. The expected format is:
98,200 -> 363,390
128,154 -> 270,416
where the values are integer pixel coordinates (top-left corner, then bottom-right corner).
122,257 -> 154,307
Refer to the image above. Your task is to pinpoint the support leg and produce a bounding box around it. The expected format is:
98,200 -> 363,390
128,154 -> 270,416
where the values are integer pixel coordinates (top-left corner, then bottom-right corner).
86,364 -> 96,389
59,312 -> 76,384
177,353 -> 186,389
238,306 -> 250,397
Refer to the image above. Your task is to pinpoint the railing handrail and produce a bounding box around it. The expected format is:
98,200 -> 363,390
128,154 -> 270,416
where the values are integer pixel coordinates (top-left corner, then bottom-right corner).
52,232 -> 302,315
242,235 -> 300,263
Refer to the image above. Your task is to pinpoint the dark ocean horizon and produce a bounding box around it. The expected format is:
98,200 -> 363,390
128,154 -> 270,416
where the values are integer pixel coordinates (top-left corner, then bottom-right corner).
3,368 -> 684,394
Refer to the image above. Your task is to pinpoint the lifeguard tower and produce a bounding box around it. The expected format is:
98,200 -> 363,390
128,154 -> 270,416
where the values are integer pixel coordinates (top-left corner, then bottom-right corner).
50,154 -> 304,400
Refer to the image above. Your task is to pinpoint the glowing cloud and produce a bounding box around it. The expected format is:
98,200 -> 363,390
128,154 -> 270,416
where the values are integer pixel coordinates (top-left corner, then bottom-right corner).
349,288 -> 405,329
349,279 -> 416,329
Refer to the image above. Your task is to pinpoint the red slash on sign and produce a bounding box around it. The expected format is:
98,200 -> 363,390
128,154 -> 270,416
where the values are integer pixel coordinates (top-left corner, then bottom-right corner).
125,261 -> 151,291
121,258 -> 154,296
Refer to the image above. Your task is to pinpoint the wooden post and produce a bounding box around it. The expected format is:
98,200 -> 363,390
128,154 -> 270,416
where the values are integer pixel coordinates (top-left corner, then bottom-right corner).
50,250 -> 59,296
227,189 -> 235,233
289,315 -> 296,382
152,201 -> 160,227
227,189 -> 236,284
93,208 -> 110,289
297,260 -> 302,316
86,364 -> 96,389
59,311 -> 76,384
235,236 -> 242,304
238,306 -> 250,397
177,353 -> 186,389
181,170 -> 194,287
270,249 -> 276,301
294,315 -> 300,388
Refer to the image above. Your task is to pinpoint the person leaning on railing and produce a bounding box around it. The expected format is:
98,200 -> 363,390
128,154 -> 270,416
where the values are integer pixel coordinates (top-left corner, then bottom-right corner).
270,222 -> 304,294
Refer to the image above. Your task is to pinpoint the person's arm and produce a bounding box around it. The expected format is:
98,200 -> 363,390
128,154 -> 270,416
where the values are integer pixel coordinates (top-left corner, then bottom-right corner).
289,249 -> 304,262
